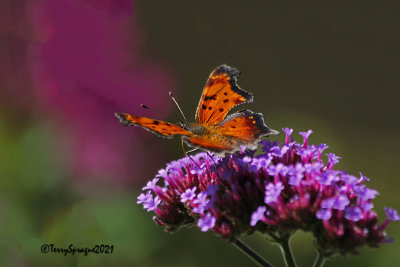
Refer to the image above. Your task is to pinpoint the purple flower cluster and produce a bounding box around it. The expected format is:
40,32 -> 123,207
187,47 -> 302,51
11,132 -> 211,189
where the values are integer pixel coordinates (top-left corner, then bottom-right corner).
137,128 -> 399,255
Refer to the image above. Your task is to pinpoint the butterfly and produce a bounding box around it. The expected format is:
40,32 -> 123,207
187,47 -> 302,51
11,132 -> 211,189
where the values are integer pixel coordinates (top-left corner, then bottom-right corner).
115,65 -> 279,154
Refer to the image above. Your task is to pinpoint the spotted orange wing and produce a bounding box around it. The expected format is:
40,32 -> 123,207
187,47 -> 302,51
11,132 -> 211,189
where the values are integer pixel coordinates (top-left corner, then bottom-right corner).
217,109 -> 279,144
184,109 -> 278,153
115,113 -> 191,138
182,132 -> 237,152
195,65 -> 253,126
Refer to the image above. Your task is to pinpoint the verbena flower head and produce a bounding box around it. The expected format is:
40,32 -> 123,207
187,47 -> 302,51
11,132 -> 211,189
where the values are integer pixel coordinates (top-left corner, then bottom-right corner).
138,128 -> 398,256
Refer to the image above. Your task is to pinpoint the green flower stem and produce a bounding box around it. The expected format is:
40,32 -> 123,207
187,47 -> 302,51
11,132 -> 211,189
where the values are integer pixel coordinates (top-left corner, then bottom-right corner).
233,239 -> 273,267
268,233 -> 296,267
278,236 -> 296,267
312,252 -> 326,267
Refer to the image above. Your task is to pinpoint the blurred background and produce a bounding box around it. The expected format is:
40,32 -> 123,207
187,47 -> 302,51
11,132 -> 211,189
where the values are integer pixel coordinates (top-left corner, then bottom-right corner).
0,0 -> 399,266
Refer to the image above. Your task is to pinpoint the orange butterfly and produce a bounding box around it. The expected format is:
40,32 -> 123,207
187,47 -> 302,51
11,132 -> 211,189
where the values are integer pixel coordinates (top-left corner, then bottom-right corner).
115,65 -> 279,154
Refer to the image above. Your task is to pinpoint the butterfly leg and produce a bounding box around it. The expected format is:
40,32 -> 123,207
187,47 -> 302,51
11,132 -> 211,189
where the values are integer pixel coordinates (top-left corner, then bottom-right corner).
206,152 -> 222,180
181,139 -> 187,156
186,148 -> 199,155
181,140 -> 199,155
182,140 -> 201,169
206,152 -> 217,165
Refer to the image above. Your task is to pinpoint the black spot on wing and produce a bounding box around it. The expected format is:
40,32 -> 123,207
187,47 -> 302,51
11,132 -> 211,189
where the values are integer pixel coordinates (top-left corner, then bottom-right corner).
214,65 -> 253,103
204,94 -> 217,101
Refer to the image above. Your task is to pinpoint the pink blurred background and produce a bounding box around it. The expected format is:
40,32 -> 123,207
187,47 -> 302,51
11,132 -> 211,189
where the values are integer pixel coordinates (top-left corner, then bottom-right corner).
1,0 -> 175,184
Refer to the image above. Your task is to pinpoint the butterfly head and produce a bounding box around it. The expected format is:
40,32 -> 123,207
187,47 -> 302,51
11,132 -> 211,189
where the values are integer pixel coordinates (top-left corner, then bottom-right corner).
177,121 -> 188,129
177,122 -> 207,136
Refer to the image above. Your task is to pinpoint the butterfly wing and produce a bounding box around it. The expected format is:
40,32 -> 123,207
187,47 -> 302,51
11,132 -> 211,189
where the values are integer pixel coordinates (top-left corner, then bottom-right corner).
218,110 -> 279,145
183,110 -> 278,153
115,113 -> 191,139
182,134 -> 237,152
218,109 -> 278,143
195,65 -> 253,126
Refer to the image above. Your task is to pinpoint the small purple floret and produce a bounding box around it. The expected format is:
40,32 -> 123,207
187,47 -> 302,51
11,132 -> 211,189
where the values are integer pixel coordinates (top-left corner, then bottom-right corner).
316,208 -> 332,220
193,192 -> 210,214
318,173 -> 337,185
384,207 -> 400,221
181,187 -> 197,202
137,191 -> 152,204
332,194 -> 350,210
345,206 -> 364,222
265,182 -> 284,204
326,153 -> 340,169
299,130 -> 313,147
299,130 -> 313,139
243,156 -> 252,163
198,213 -> 216,232
142,178 -> 159,190
143,196 -> 161,212
359,172 -> 370,182
251,206 -> 267,226
320,198 -> 335,209
283,127 -> 293,137
354,185 -> 379,200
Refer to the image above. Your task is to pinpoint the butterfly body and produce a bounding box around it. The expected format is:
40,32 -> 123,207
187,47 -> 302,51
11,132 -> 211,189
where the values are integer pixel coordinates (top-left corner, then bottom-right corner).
115,65 -> 279,154
186,123 -> 207,136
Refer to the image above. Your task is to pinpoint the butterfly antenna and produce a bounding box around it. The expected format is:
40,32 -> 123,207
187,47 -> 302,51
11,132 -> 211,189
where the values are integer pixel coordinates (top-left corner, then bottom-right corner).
140,104 -> 168,117
169,91 -> 187,123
